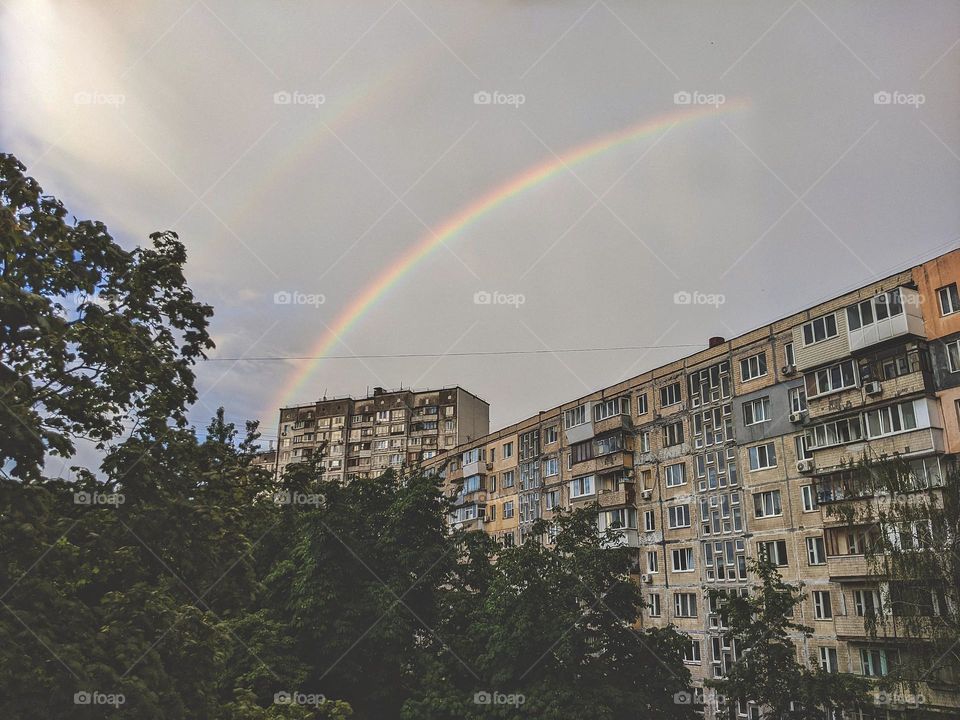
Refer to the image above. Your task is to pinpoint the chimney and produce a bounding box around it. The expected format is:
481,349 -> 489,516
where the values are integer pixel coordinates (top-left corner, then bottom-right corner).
708,336 -> 726,348
373,386 -> 385,396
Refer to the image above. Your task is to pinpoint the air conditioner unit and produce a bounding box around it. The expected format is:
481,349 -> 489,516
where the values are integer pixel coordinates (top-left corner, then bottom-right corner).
485,462 -> 494,471
781,365 -> 796,376
797,459 -> 815,473
640,573 -> 653,583
864,381 -> 882,396
640,489 -> 652,500
789,411 -> 806,424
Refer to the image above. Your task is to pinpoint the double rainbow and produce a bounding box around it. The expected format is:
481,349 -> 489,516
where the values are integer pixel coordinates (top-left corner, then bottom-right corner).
268,99 -> 749,413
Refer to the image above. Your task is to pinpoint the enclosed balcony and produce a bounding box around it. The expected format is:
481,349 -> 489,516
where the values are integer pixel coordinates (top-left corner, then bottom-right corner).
846,287 -> 925,352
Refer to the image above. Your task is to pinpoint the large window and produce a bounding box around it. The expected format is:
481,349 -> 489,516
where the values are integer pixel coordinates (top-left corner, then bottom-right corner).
660,382 -> 682,407
665,462 -> 686,487
563,405 -> 587,429
740,352 -> 767,381
813,591 -> 833,619
570,440 -> 593,464
802,314 -> 838,345
748,442 -> 777,471
757,539 -> 788,565
807,416 -> 863,448
671,547 -> 695,572
847,288 -> 904,329
753,489 -> 782,518
663,421 -> 684,447
819,647 -> 838,673
938,283 -> 960,316
742,397 -> 770,425
806,536 -> 826,565
947,340 -> 960,373
595,397 -> 629,421
461,447 -> 484,465
860,648 -> 890,677
864,401 -> 918,438
501,470 -> 515,488
805,359 -> 858,397
674,593 -> 697,618
789,386 -> 807,413
569,475 -> 595,498
668,504 -> 691,528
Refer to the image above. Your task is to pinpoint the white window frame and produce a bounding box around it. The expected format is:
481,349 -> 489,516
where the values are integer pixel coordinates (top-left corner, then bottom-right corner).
753,489 -> 782,518
740,352 -> 767,382
674,592 -> 697,618
665,462 -> 687,487
813,590 -> 832,619
668,504 -> 691,529
637,393 -> 649,415
748,442 -> 777,471
660,382 -> 682,408
938,283 -> 960,316
743,397 -> 770,426
806,536 -> 826,565
801,485 -> 818,512
564,405 -> 587,429
569,475 -> 595,498
649,593 -> 661,617
802,314 -> 838,346
672,547 -> 695,572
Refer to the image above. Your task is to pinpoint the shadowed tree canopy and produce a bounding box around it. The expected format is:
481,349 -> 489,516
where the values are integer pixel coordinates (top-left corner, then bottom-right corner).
0,153 -> 213,479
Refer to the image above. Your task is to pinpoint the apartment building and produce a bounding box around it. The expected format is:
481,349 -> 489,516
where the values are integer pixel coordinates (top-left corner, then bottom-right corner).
275,386 -> 489,481
427,247 -> 960,718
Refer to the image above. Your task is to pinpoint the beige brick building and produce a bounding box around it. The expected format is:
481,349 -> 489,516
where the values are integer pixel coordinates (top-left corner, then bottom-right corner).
427,248 -> 960,718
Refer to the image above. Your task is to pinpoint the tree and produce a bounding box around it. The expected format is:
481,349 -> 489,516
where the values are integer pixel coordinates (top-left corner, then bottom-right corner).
827,456 -> 960,713
0,153 -> 213,479
405,507 -> 696,720
707,559 -> 868,720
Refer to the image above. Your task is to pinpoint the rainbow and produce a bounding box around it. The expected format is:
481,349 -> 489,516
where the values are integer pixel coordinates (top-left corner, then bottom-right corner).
268,99 -> 750,413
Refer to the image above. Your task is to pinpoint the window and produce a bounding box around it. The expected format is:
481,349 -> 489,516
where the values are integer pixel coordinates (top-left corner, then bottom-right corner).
758,539 -> 788,566
649,593 -> 661,617
488,475 -> 497,492
665,462 -> 686,487
564,405 -> 587,429
864,400 -> 918,438
545,426 -> 558,444
502,442 -> 513,459
543,457 -> 558,477
643,510 -> 656,532
814,594 -> 832,626
819,647 -> 838,673
570,440 -> 593,464
462,475 -> 482,494
748,443 -> 777,471
789,386 -> 807,413
545,489 -> 560,510
807,536 -> 826,565
672,547 -> 695,572
487,503 -> 496,521
947,340 -> 960,373
784,342 -> 795,368
668,504 -> 691,528
938,283 -> 960,316
660,382 -> 682,407
594,433 -> 623,456
740,352 -> 767,381
674,592 -> 697,618
742,397 -> 770,425
860,648 -> 890,677
569,475 -> 594,498
637,393 -> 648,415
847,288 -> 905,329
801,485 -> 818,512
647,550 -> 658,573
753,489 -> 782,517
795,434 -> 813,461
682,640 -> 701,664
489,448 -> 496,462
854,589 -> 882,617
639,431 -> 651,453
663,421 -> 684,447
502,501 -> 514,519
805,359 -> 858,398
807,416 -> 863,448
462,448 -> 483,465
501,470 -> 515,488
595,397 -> 629,421
802,314 -> 838,345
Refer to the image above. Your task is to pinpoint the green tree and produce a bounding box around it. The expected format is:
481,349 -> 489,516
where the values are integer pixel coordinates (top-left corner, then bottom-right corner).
0,153 -> 213,479
405,507 -> 696,720
707,559 -> 868,719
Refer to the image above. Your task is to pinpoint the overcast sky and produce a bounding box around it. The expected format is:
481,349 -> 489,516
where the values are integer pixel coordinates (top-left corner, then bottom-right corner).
3,1 -> 959,452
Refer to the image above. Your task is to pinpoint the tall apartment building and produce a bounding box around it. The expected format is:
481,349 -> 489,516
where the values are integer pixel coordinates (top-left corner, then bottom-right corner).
275,386 -> 489,481
427,248 -> 960,717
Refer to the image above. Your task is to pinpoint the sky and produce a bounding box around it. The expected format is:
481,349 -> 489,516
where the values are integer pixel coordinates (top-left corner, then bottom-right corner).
2,0 -> 959,455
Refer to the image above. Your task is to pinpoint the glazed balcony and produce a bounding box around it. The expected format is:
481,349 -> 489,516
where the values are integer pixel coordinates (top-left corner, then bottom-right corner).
597,485 -> 636,508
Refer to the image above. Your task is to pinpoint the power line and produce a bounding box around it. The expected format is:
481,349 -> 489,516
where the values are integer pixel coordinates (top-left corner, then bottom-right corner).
202,343 -> 705,362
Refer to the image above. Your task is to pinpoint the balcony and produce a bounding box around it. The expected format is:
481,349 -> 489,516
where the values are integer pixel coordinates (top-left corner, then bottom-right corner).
594,413 -> 632,436
602,528 -> 640,548
598,485 -> 636,508
565,420 -> 594,445
825,554 -> 872,580
847,287 -> 925,352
